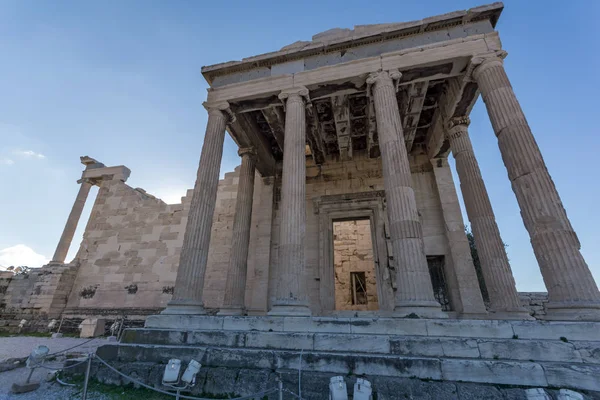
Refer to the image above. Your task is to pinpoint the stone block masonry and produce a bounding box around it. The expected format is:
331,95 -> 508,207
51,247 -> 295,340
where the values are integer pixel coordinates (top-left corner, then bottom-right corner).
63,167 -> 242,315
333,219 -> 379,311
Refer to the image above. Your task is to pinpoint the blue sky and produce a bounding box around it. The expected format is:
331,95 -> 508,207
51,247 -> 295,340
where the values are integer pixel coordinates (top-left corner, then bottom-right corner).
0,0 -> 598,291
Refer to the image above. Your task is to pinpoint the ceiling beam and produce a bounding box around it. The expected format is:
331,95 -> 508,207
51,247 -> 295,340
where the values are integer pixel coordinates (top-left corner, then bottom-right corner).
230,113 -> 276,176
261,106 -> 285,153
366,94 -> 379,158
426,74 -> 480,160
332,95 -> 352,161
306,104 -> 326,165
401,81 -> 429,153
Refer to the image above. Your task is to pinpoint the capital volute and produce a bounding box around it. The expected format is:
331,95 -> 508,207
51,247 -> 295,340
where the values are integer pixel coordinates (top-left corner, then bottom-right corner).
468,50 -> 508,81
445,116 -> 470,141
367,69 -> 402,93
238,147 -> 256,159
448,116 -> 471,130
278,87 -> 310,108
202,101 -> 236,124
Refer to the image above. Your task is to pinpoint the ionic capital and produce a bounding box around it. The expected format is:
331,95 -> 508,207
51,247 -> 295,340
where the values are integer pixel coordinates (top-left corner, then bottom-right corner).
469,50 -> 508,81
448,116 -> 471,130
202,101 -> 236,124
367,69 -> 402,93
237,147 -> 256,159
445,116 -> 471,142
279,86 -> 310,107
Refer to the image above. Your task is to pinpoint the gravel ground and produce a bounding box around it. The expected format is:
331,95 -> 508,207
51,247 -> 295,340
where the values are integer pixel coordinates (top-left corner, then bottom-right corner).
0,336 -> 108,400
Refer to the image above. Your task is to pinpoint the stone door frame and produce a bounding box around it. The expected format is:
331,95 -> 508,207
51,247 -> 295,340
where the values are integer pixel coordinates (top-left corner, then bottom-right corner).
313,191 -> 393,314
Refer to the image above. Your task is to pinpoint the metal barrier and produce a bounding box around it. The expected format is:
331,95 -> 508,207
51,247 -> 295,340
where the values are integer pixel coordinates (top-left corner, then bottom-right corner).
50,352 -> 304,400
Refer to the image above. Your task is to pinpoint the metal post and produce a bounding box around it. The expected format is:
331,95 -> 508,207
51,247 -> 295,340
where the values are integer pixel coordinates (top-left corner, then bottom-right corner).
278,380 -> 283,400
57,316 -> 64,334
25,368 -> 35,384
82,353 -> 93,400
117,317 -> 125,340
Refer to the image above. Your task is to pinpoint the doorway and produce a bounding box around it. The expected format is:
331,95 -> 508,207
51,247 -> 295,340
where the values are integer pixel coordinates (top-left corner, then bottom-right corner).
332,219 -> 379,311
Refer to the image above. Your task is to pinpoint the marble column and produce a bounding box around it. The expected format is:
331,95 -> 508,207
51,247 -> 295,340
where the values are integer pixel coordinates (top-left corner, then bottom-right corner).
51,178 -> 94,264
162,101 -> 233,315
218,148 -> 256,316
447,117 -> 529,318
473,52 -> 600,320
367,70 -> 444,318
431,157 -> 487,316
269,87 -> 311,316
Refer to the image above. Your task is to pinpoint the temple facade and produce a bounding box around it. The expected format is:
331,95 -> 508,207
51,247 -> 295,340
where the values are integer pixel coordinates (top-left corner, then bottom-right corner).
5,3 -> 600,396
3,2 -> 599,328
158,0 -> 599,322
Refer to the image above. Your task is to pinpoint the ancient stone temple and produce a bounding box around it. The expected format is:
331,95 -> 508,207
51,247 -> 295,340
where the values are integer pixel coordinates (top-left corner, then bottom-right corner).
160,0 -> 600,321
4,2 -> 600,397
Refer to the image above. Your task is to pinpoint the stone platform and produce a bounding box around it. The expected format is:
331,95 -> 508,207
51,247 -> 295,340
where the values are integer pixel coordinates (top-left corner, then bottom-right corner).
91,315 -> 600,398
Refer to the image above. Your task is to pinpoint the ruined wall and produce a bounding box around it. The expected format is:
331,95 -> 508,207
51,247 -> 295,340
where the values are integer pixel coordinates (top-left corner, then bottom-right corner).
1,272 -> 37,312
64,175 -> 188,313
0,272 -> 14,305
333,219 -> 378,311
268,151 -> 449,314
519,292 -> 548,319
64,168 -> 241,315
27,263 -> 79,318
0,263 -> 78,331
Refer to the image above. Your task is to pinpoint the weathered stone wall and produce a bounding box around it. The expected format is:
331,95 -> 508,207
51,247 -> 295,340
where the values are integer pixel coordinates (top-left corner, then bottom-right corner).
64,175 -> 188,312
1,272 -> 36,312
333,219 -> 378,311
64,168 -> 242,314
0,263 -> 79,331
0,272 -> 13,304
28,263 -> 79,318
202,169 -> 239,309
519,292 -> 548,318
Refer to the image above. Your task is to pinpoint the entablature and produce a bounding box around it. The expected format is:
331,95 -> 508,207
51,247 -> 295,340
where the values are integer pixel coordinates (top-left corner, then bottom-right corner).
204,4 -> 504,175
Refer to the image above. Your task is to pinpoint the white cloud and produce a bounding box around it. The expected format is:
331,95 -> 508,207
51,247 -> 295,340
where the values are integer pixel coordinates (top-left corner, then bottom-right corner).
13,150 -> 46,159
153,187 -> 188,204
0,245 -> 49,270
0,158 -> 14,165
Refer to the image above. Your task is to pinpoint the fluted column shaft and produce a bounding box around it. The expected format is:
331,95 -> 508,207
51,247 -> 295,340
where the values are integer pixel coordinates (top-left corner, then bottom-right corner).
431,157 -> 487,315
474,54 -> 600,318
448,118 -> 524,314
219,149 -> 256,315
51,179 -> 93,263
368,70 -> 443,317
270,87 -> 311,316
163,102 -> 231,315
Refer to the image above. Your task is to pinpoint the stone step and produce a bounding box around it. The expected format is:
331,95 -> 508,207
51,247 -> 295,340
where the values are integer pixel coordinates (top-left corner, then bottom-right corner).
96,342 -> 600,393
121,328 -> 600,365
144,315 -> 600,341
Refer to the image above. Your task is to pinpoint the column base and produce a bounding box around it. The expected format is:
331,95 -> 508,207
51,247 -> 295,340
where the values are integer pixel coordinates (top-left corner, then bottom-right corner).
542,301 -> 600,321
47,260 -> 67,266
456,312 -> 490,320
486,309 -> 535,320
217,307 -> 244,316
245,308 -> 268,316
161,299 -> 207,315
268,304 -> 312,317
393,304 -> 448,319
